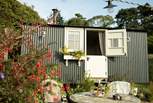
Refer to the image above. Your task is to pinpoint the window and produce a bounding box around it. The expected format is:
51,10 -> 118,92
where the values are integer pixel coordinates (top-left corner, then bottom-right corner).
109,38 -> 122,48
105,29 -> 127,56
65,27 -> 84,52
111,39 -> 118,48
68,31 -> 80,51
64,27 -> 85,64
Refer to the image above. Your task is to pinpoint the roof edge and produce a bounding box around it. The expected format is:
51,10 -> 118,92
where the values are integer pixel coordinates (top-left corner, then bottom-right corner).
26,24 -> 147,32
46,25 -> 147,32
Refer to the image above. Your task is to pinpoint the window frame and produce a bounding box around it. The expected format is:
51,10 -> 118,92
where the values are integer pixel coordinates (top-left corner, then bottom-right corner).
64,27 -> 84,52
105,29 -> 127,56
64,27 -> 85,60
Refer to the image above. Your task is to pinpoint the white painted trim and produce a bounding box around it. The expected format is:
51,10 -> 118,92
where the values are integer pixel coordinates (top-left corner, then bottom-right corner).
84,29 -> 87,72
85,28 -> 108,79
105,29 -> 127,56
64,27 -> 85,66
85,28 -> 106,56
64,55 -> 85,60
85,28 -> 106,31
64,27 -> 84,52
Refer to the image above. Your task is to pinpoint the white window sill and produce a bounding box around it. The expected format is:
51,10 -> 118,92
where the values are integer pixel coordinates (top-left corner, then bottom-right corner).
108,47 -> 123,49
64,55 -> 85,60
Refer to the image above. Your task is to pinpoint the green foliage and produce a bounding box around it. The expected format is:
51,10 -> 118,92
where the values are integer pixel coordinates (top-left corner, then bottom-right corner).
58,16 -> 64,25
116,3 -> 153,31
0,27 -> 61,103
148,36 -> 153,54
115,3 -> 153,53
149,54 -> 153,81
70,77 -> 94,94
60,47 -> 85,60
88,15 -> 114,27
131,82 -> 153,101
0,0 -> 46,29
69,51 -> 85,60
134,83 -> 153,102
65,13 -> 89,26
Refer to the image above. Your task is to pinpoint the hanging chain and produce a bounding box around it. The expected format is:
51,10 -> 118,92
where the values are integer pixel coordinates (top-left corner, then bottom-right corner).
113,0 -> 141,6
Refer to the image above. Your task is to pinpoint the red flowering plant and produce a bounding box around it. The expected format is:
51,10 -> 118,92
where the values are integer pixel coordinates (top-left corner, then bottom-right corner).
0,26 -> 62,103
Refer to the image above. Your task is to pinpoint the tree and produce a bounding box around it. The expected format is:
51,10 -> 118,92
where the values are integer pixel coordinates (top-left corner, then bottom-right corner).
116,3 -> 153,33
116,8 -> 141,29
115,3 -> 153,53
65,13 -> 89,26
0,0 -> 45,29
88,15 -> 114,27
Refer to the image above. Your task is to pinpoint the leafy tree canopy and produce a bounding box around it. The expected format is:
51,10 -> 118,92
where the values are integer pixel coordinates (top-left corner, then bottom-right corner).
116,3 -> 153,35
65,13 -> 89,26
0,0 -> 45,29
88,15 -> 114,27
115,3 -> 153,53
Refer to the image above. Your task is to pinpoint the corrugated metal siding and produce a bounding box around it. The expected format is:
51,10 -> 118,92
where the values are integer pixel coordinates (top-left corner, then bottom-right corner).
108,31 -> 149,83
21,26 -> 149,83
21,26 -> 85,83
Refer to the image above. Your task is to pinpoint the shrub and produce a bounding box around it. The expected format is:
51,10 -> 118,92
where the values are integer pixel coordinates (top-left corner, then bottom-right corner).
0,27 -> 62,103
149,55 -> 153,81
70,76 -> 94,94
136,82 -> 153,102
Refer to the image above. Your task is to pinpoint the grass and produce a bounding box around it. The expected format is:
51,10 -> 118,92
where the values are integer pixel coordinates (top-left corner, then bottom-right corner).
134,54 -> 153,102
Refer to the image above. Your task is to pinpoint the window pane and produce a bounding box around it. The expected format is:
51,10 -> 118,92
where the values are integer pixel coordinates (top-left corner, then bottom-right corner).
118,39 -> 123,47
68,31 -> 80,51
109,38 -> 119,48
112,39 -> 118,47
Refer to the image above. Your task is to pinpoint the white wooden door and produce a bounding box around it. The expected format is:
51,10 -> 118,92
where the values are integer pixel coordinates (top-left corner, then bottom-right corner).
85,56 -> 108,79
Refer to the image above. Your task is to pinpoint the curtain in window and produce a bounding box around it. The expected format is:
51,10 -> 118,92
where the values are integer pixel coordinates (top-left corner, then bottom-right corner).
98,32 -> 105,55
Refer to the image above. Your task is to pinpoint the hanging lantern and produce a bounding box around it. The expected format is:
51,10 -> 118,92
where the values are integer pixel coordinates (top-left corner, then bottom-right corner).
104,0 -> 117,13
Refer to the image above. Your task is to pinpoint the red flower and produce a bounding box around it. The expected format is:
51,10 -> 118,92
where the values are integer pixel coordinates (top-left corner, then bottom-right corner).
50,70 -> 55,77
36,61 -> 41,68
38,68 -> 45,75
63,84 -> 70,92
35,76 -> 40,82
0,64 -> 3,69
28,75 -> 40,82
33,90 -> 38,96
57,70 -> 62,78
4,48 -> 12,52
0,53 -> 4,61
28,74 -> 35,81
47,49 -> 52,59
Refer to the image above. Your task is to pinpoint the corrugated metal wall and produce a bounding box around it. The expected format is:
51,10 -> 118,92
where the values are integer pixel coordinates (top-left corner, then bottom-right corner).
108,31 -> 149,83
21,26 -> 85,83
21,26 -> 149,83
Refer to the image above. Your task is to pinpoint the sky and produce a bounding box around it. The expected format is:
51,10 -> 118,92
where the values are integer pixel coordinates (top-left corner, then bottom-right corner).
18,0 -> 153,20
